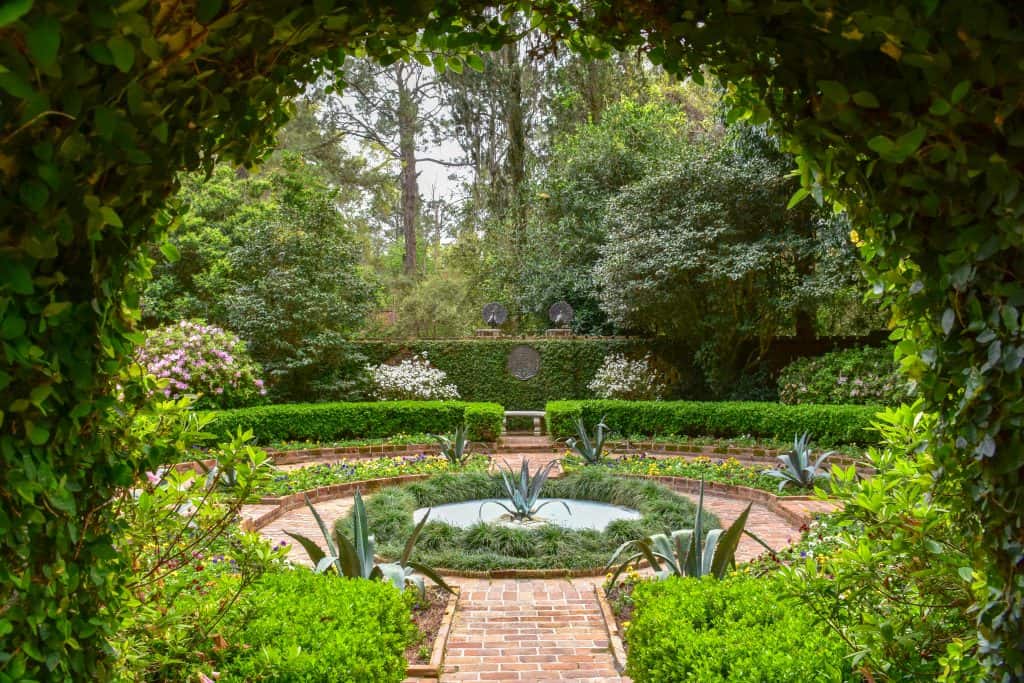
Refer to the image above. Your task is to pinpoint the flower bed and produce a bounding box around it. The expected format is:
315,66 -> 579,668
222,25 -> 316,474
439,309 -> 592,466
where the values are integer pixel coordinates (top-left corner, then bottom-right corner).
565,454 -> 818,496
253,454 -> 490,498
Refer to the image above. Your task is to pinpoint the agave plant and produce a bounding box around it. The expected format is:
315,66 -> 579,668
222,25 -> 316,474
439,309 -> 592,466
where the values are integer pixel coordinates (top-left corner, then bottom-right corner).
605,477 -> 752,585
285,490 -> 452,598
481,458 -> 570,522
430,424 -> 471,466
564,415 -> 610,465
763,432 -> 836,491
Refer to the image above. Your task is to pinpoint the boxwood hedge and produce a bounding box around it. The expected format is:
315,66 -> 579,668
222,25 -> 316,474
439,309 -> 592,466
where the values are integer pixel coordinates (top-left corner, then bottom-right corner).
625,575 -> 854,682
217,571 -> 414,682
547,400 -> 880,446
205,400 -> 503,444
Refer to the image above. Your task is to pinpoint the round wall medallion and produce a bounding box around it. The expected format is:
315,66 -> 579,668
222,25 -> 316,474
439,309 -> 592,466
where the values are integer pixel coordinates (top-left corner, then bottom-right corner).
507,345 -> 541,380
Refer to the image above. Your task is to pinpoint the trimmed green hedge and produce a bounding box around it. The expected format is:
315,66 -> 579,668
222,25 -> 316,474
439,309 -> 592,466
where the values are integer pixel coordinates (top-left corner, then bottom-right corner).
547,400 -> 880,446
206,400 -> 503,444
356,338 -> 649,409
463,402 -> 503,441
218,571 -> 414,682
626,575 -> 853,682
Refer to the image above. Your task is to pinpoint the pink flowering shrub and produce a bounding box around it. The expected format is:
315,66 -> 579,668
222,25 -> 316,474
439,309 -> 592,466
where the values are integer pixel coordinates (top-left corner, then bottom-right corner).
137,320 -> 266,409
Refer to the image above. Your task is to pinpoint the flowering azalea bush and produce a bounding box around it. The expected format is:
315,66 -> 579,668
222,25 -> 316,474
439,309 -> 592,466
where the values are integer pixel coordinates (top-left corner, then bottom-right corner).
587,353 -> 665,400
369,354 -> 459,401
137,320 -> 266,409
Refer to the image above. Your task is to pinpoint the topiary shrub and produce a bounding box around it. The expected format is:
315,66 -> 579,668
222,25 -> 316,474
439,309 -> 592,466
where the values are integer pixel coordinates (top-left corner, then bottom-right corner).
547,400 -> 879,447
778,346 -> 911,406
216,570 -> 414,682
136,320 -> 266,409
625,575 -> 854,682
463,402 -> 503,442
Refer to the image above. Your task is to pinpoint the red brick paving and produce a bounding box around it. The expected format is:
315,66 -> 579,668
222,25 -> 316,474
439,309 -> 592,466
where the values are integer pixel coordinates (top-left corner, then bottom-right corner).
438,578 -> 629,683
246,441 -> 825,682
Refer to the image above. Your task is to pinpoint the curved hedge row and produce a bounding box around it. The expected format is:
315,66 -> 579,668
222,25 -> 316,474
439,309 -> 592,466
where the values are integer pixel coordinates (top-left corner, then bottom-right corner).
206,400 -> 503,444
547,400 -> 880,446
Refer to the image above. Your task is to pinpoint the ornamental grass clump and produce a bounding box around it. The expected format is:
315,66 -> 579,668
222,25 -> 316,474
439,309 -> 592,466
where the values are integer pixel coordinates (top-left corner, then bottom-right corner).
136,320 -> 265,409
370,354 -> 460,400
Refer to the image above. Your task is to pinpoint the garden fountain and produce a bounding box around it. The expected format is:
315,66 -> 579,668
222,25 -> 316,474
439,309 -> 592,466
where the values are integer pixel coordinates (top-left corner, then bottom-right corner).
413,458 -> 641,531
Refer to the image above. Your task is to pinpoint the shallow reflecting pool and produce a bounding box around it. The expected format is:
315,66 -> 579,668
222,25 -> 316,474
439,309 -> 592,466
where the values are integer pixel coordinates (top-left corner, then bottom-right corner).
413,498 -> 641,531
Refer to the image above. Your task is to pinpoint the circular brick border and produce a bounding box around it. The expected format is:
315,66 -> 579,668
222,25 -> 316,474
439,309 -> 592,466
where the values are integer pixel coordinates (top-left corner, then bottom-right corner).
246,472 -> 824,578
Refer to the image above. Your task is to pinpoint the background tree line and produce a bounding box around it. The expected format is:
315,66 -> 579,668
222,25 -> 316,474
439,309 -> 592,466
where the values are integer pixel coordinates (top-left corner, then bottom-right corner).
144,46 -> 883,401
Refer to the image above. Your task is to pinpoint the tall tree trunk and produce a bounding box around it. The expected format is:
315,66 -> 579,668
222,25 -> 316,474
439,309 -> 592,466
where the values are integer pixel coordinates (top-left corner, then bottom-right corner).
397,67 -> 419,278
503,44 -> 528,271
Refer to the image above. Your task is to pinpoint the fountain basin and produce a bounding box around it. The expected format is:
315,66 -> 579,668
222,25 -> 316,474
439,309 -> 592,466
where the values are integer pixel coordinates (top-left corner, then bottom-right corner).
414,498 -> 641,531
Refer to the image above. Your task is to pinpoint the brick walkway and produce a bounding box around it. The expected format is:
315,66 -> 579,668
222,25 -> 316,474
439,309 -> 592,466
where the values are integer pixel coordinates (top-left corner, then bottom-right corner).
440,578 -> 629,683
252,497 -> 356,565
246,442 -> 826,682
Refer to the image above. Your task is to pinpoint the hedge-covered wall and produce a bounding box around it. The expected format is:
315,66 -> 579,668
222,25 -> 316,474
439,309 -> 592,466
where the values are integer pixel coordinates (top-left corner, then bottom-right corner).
356,338 -> 649,409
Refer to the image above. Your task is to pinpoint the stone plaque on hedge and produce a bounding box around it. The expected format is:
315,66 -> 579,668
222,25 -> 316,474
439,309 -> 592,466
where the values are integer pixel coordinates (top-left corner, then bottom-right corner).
507,345 -> 541,380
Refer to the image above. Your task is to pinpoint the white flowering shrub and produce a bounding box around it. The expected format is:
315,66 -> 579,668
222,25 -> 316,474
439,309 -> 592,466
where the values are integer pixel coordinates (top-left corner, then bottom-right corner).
370,355 -> 460,401
587,353 -> 665,400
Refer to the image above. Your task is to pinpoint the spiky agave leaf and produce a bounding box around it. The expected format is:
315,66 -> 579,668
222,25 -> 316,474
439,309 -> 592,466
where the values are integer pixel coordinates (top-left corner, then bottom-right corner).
284,530 -> 328,569
530,498 -> 572,518
709,503 -> 751,578
407,559 -> 454,594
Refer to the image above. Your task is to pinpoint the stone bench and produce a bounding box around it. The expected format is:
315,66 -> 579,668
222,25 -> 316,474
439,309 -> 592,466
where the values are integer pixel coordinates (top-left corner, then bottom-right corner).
503,410 -> 546,436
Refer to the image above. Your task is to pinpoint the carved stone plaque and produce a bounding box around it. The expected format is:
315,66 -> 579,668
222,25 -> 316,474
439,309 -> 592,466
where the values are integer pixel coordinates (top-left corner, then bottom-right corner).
507,345 -> 541,380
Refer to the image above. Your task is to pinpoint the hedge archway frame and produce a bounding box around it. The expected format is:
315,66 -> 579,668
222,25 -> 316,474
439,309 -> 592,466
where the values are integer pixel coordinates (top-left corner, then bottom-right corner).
1,1 -> 1021,678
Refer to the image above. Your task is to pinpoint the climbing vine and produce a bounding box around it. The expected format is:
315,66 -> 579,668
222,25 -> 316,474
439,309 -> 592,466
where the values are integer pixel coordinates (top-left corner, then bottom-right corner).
1,0 -> 1022,679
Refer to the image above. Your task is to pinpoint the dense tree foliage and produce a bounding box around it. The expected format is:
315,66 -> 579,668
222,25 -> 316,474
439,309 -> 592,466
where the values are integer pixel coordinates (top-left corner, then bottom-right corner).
597,128 -> 864,394
144,158 -> 377,401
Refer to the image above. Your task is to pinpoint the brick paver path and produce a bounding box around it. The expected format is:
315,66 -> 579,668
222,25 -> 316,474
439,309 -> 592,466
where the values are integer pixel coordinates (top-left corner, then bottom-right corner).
441,578 -> 629,683
246,441 -> 826,682
253,497 -> 356,565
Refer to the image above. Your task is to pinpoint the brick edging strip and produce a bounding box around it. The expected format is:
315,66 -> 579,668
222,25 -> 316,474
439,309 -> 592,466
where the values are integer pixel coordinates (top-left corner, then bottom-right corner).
620,474 -> 827,528
594,584 -> 628,674
406,587 -> 460,678
240,474 -> 431,532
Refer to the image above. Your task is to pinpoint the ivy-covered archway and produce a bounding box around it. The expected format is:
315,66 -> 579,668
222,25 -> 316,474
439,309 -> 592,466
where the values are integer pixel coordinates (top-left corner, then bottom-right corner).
1,1 -> 1021,679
